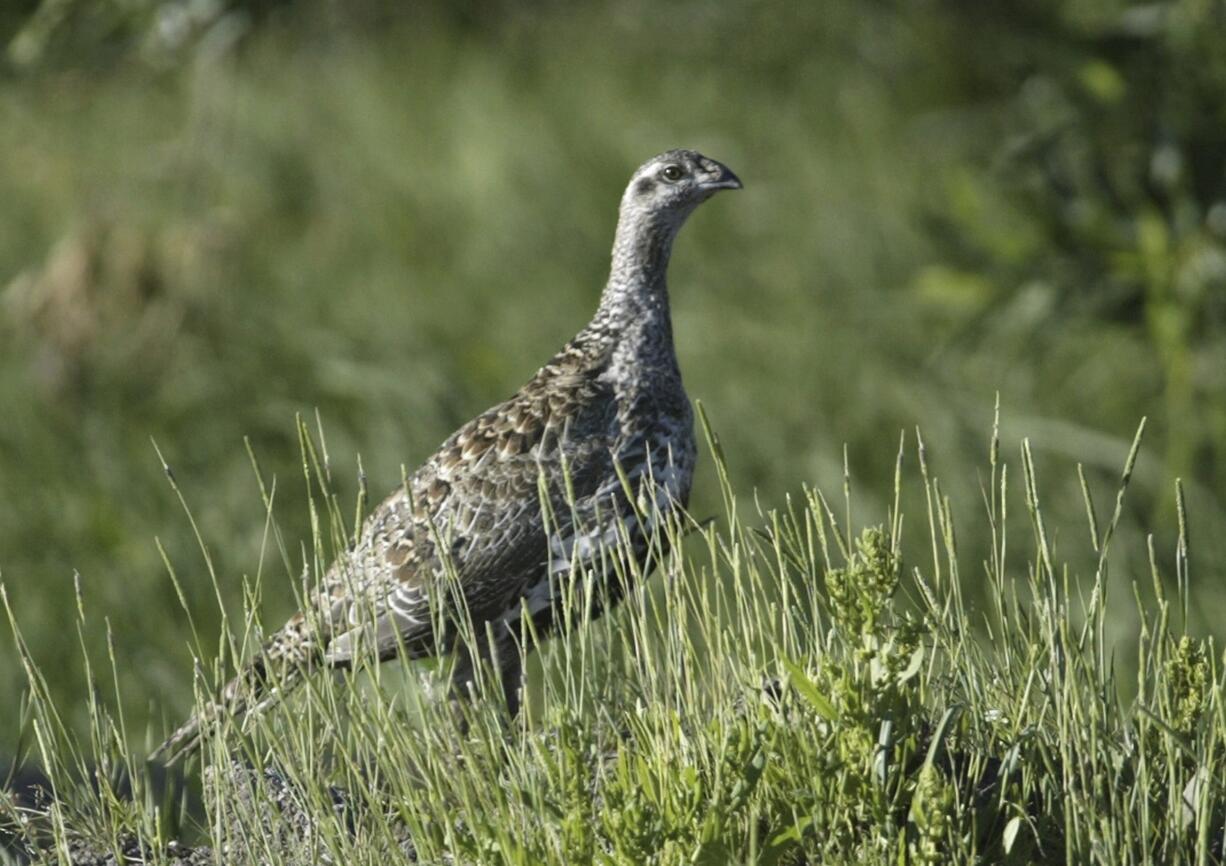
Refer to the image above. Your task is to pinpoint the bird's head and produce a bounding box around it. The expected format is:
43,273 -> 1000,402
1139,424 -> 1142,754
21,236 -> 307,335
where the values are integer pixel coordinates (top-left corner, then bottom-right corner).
619,149 -> 742,231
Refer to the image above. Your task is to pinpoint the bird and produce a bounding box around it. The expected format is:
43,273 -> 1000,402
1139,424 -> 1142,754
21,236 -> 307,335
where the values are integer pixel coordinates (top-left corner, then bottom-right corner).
152,148 -> 742,763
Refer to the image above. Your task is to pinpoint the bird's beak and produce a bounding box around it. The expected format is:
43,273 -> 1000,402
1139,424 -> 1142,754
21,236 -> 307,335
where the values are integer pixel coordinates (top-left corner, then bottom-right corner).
698,164 -> 743,191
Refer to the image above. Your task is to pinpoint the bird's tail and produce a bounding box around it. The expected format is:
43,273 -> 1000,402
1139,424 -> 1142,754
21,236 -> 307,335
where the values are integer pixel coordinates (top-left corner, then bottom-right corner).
150,639 -> 314,765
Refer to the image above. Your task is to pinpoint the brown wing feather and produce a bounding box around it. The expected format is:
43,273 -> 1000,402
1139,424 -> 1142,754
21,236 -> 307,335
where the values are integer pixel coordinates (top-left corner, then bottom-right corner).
321,360 -> 619,662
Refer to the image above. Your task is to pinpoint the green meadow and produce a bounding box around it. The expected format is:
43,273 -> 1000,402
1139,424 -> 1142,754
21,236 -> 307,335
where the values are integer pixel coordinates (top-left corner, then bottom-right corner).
2,1 -> 1225,862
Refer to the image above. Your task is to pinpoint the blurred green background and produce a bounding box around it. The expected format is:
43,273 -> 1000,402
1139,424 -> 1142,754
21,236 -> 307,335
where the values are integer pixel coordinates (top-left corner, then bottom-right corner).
2,0 -> 1225,751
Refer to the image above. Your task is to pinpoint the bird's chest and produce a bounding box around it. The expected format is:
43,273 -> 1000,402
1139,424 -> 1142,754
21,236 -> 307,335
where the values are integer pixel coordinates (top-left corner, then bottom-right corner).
602,359 -> 694,480
550,371 -> 695,549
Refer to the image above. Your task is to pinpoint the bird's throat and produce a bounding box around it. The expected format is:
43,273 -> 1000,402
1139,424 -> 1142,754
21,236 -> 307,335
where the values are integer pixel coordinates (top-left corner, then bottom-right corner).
599,212 -> 680,332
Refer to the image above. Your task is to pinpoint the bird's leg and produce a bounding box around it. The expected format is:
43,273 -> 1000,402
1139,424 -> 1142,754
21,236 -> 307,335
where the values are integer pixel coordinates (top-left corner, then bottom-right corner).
446,644 -> 478,734
445,631 -> 525,728
494,638 -> 525,720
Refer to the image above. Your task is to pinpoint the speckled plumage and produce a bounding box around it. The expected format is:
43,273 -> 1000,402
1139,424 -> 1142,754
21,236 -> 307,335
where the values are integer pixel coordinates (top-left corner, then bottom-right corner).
153,149 -> 741,763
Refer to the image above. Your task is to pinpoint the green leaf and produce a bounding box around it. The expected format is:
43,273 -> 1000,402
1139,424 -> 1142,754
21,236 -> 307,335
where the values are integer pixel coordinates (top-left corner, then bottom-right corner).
1002,815 -> 1022,854
897,645 -> 924,684
762,818 -> 812,866
783,658 -> 839,721
692,840 -> 733,865
923,705 -> 964,768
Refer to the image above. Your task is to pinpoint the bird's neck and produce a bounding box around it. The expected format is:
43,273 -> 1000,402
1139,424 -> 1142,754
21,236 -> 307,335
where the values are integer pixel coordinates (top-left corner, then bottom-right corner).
590,211 -> 680,352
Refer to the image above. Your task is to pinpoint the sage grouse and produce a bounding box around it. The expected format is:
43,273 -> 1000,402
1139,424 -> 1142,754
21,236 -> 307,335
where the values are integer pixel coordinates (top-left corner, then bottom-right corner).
153,149 -> 741,763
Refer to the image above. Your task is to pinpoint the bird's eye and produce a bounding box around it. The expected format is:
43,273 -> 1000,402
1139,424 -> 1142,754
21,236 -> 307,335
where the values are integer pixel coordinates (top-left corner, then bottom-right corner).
660,165 -> 685,182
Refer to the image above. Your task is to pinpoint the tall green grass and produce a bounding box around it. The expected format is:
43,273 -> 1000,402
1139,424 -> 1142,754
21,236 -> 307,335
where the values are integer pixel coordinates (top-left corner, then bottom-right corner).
3,409 -> 1222,864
